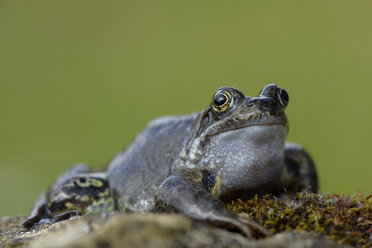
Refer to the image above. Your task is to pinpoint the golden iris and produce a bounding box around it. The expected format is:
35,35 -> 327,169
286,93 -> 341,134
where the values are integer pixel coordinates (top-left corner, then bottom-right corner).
212,91 -> 233,112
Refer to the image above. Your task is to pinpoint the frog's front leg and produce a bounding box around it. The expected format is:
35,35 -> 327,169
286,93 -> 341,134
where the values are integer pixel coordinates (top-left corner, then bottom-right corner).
281,142 -> 318,193
154,169 -> 268,238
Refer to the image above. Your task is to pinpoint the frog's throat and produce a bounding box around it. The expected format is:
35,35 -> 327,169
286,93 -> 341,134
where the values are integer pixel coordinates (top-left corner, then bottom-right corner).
175,123 -> 287,170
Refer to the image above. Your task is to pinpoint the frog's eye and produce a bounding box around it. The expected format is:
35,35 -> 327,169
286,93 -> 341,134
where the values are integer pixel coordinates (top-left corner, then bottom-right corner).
276,88 -> 289,108
212,90 -> 234,113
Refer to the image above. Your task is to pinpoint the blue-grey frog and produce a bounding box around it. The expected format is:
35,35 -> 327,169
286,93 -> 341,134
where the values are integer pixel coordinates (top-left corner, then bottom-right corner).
23,84 -> 318,237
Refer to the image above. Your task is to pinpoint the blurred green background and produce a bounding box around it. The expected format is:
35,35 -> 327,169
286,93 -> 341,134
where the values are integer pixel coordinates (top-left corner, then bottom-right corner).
1,0 -> 371,217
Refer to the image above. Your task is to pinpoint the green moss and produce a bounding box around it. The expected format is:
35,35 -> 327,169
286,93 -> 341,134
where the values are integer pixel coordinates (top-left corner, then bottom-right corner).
227,192 -> 371,247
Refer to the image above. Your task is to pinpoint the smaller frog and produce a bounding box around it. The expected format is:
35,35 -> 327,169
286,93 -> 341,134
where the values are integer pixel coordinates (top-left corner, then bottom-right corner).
23,84 -> 318,238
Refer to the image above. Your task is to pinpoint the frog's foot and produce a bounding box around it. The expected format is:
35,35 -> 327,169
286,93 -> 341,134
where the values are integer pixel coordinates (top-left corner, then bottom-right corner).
155,169 -> 269,238
22,192 -> 48,228
23,164 -> 114,228
205,212 -> 270,238
23,210 -> 83,228
50,210 -> 82,222
281,142 -> 318,193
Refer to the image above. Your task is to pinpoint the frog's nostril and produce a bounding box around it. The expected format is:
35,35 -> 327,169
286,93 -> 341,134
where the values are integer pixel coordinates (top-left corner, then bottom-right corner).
246,99 -> 255,108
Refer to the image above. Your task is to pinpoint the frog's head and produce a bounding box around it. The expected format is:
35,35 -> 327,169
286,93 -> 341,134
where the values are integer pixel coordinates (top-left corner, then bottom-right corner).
175,84 -> 289,197
202,83 -> 288,134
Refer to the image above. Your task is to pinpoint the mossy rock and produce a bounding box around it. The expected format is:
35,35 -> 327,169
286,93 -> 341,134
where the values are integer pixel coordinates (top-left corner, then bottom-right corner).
227,192 -> 371,247
0,193 -> 370,248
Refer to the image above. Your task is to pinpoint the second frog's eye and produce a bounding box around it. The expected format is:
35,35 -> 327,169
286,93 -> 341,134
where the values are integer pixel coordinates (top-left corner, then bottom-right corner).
212,90 -> 234,113
276,87 -> 289,108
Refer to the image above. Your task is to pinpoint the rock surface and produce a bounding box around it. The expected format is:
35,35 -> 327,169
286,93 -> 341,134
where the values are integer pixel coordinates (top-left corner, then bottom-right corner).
0,213 -> 351,248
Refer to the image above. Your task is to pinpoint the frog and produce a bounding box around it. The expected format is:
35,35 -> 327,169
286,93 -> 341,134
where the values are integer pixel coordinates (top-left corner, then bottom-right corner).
22,84 -> 318,237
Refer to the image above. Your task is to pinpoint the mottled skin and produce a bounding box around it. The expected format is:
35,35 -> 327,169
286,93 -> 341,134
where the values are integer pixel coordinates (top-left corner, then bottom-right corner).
23,84 -> 318,237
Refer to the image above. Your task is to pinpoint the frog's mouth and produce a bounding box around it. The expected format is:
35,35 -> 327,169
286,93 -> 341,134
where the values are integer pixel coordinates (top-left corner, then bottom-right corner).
203,111 -> 288,138
206,121 -> 288,139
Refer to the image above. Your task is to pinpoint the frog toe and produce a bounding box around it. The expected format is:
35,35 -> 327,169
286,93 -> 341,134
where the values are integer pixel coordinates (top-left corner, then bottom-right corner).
236,213 -> 271,238
22,215 -> 41,229
22,192 -> 47,228
50,210 -> 82,222
206,213 -> 269,238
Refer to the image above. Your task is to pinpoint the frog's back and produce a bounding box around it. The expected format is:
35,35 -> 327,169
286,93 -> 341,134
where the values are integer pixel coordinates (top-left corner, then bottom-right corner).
107,114 -> 197,212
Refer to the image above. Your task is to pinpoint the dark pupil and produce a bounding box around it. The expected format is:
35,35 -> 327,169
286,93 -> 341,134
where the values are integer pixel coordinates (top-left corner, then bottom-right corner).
214,93 -> 227,106
280,89 -> 289,103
